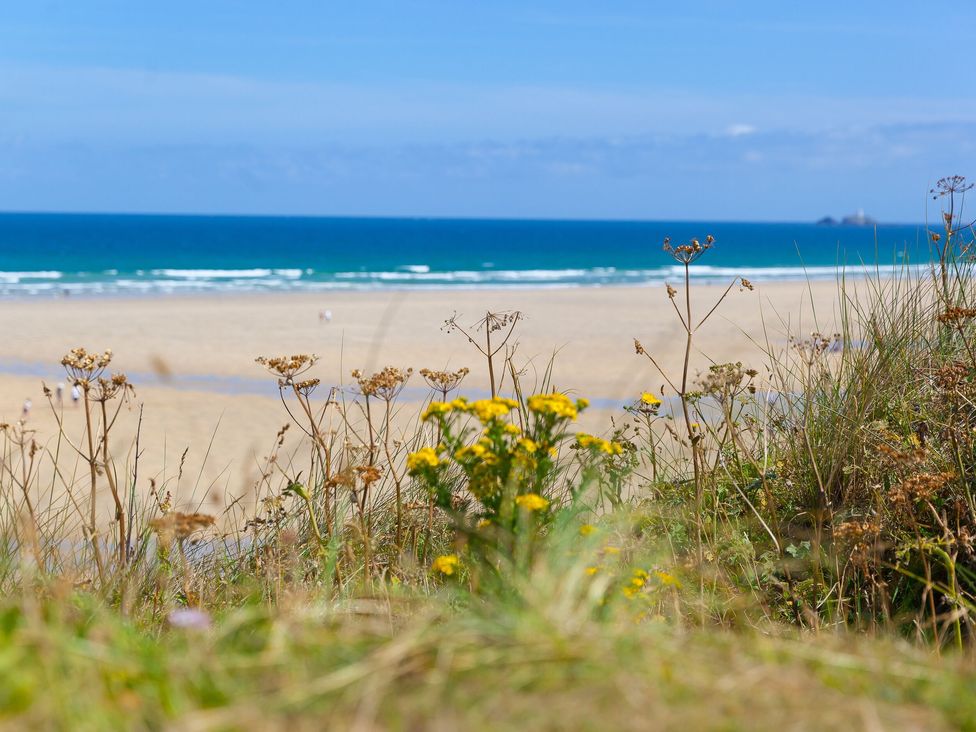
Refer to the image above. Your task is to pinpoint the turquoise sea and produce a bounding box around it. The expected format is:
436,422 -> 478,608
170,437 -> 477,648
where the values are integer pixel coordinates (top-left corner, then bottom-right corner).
0,213 -> 932,297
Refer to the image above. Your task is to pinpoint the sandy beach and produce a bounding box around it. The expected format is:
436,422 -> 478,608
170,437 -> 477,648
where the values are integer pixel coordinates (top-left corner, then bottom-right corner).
0,280 -> 849,511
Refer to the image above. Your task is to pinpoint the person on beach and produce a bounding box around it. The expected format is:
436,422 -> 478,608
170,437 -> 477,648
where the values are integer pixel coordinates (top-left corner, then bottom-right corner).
319,309 -> 333,323
56,382 -> 65,406
71,384 -> 81,407
21,398 -> 31,420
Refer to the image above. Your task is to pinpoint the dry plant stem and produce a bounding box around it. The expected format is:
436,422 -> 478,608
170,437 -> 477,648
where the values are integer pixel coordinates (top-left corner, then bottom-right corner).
126,404 -> 144,559
99,400 -> 126,565
382,400 -> 404,549
678,262 -> 705,566
81,387 -> 106,585
291,384 -> 334,534
447,311 -> 521,398
365,396 -> 376,467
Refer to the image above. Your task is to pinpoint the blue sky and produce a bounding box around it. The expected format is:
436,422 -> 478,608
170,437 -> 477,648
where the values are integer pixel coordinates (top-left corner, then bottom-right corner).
1,1 -> 974,221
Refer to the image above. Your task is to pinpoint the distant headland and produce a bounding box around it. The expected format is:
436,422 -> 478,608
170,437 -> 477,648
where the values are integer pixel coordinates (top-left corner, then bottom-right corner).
816,209 -> 877,226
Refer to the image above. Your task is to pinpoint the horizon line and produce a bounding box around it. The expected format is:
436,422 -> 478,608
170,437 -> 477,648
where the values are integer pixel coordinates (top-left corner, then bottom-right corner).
0,208 -> 928,228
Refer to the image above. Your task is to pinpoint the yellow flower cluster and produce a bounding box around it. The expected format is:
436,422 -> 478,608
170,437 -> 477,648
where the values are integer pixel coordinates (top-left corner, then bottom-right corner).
527,393 -> 586,420
640,392 -> 662,407
406,446 -> 440,472
421,401 -> 453,421
654,570 -> 681,588
470,397 -> 519,423
577,433 -> 624,456
421,396 -> 518,423
432,554 -> 459,575
517,437 -> 539,453
623,568 -> 650,598
515,493 -> 549,512
455,440 -> 494,463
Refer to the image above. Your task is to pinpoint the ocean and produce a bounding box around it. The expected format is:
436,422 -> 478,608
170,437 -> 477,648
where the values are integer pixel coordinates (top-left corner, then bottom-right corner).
0,213 -> 932,297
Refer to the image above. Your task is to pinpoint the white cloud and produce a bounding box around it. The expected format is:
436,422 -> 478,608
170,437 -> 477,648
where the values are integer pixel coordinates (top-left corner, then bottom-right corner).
726,124 -> 758,137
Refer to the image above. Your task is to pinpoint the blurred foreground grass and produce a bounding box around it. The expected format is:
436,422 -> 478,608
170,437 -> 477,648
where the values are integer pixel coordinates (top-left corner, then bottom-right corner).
2,566 -> 974,731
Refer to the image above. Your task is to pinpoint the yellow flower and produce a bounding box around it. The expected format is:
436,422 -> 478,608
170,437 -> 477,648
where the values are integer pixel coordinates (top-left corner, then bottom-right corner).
515,493 -> 549,512
503,423 -> 522,435
455,443 -> 488,460
654,570 -> 681,588
579,524 -> 596,536
640,392 -> 662,407
476,518 -> 492,529
527,393 -> 581,420
469,397 -> 519,423
603,546 -> 621,555
577,433 -> 624,456
585,566 -> 599,576
421,401 -> 452,421
517,437 -> 539,453
406,446 -> 440,472
432,554 -> 460,576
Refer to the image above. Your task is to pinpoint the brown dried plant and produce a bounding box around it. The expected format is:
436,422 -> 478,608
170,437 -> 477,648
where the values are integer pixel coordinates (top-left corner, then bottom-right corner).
52,347 -> 135,578
444,311 -> 522,397
420,367 -> 470,400
635,236 -> 753,566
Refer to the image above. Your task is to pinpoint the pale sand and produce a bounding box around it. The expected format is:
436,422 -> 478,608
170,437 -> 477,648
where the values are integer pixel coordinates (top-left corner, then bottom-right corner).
0,280 -> 849,510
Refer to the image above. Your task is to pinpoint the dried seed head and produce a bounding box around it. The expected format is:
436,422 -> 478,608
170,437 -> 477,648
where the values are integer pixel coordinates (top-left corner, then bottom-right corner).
355,464 -> 383,486
420,367 -> 470,394
61,347 -> 113,386
664,235 -> 714,264
91,373 -> 132,402
937,307 -> 976,324
294,378 -> 321,396
353,366 -> 413,400
889,472 -> 954,505
150,511 -> 216,543
255,354 -> 319,383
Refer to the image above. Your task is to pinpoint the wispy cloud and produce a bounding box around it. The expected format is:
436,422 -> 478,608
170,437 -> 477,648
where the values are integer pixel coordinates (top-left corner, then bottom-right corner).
2,121 -> 972,220
4,64 -> 976,148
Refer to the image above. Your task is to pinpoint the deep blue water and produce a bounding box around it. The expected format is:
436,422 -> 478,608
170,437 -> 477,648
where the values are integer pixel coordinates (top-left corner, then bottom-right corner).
0,213 -> 931,296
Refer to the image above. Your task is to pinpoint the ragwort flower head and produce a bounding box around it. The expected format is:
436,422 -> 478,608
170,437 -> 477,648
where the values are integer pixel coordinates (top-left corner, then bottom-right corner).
406,446 -> 441,473
515,493 -> 549,512
577,433 -> 624,456
527,392 -> 585,421
432,554 -> 460,576
421,401 -> 454,421
641,392 -> 662,407
469,396 -> 519,423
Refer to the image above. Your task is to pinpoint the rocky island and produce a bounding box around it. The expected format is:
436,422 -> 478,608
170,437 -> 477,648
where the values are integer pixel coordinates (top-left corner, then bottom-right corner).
816,209 -> 877,226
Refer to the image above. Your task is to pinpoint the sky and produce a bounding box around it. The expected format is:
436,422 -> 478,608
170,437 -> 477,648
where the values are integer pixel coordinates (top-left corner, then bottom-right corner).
1,1 -> 974,221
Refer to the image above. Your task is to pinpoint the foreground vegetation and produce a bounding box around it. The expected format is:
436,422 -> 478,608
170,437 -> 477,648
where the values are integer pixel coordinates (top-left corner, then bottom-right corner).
3,178 -> 976,728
